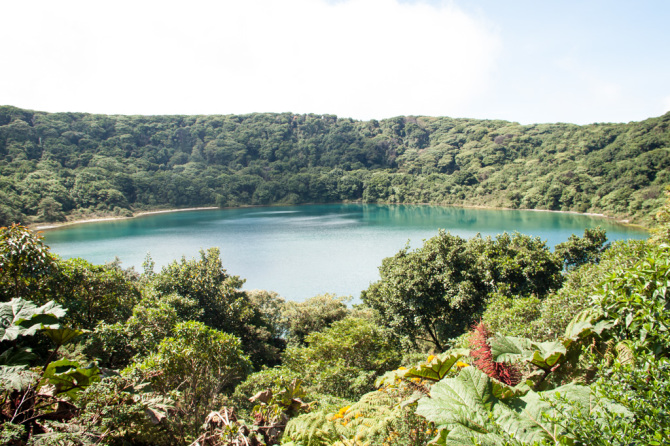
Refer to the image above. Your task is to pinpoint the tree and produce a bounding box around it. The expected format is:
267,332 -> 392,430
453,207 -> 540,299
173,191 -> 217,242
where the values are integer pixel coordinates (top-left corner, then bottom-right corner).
0,224 -> 55,301
362,231 -> 562,351
282,317 -> 402,400
36,197 -> 65,222
153,248 -> 247,331
281,293 -> 350,345
131,321 -> 251,440
555,226 -> 608,270
84,292 -> 202,369
43,257 -> 140,329
152,248 -> 284,367
652,185 -> 670,243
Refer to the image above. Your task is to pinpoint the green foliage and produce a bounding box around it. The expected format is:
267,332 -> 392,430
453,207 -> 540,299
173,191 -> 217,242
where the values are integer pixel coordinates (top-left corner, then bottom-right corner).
281,293 -> 350,345
283,317 -> 402,400
247,289 -> 289,341
282,409 -> 343,446
0,422 -> 26,445
153,248 -> 282,367
544,355 -> 670,446
0,298 -> 64,342
1,106 -> 668,225
43,327 -> 86,346
42,257 -> 141,329
0,298 -> 126,444
652,185 -> 670,243
232,367 -> 304,417
376,351 -> 469,388
362,231 -> 561,351
37,374 -> 173,445
245,378 -> 311,444
415,366 -> 611,445
480,238 -> 647,345
365,406 -> 435,446
479,232 -> 563,297
283,387 -> 421,446
41,358 -> 102,399
153,248 -> 247,330
0,363 -> 36,392
596,242 -> 670,356
0,224 -> 54,301
481,293 -> 542,338
554,226 -> 608,270
130,320 -> 251,439
490,336 -> 568,372
0,298 -> 66,393
84,292 -> 191,369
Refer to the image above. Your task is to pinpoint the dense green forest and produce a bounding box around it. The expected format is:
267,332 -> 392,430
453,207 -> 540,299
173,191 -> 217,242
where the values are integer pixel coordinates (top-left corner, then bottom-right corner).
1,189 -> 669,445
1,105 -> 669,226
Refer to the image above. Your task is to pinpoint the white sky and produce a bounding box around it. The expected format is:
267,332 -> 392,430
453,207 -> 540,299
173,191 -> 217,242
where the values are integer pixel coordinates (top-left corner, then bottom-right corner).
1,0 -> 668,124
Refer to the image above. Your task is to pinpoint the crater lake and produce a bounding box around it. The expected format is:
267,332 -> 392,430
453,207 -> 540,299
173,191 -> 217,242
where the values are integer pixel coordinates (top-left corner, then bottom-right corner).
42,204 -> 648,301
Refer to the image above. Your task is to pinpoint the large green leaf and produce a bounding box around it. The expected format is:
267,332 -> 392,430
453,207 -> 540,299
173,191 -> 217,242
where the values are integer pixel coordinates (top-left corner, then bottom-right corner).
529,340 -> 567,369
0,299 -> 65,341
43,327 -> 86,346
564,309 -> 614,341
489,335 -> 533,364
491,379 -> 529,401
0,365 -> 36,391
416,367 -> 499,435
0,346 -> 37,367
41,359 -> 101,398
490,335 -> 568,370
416,367 -> 611,446
404,350 -> 467,382
505,382 -> 596,443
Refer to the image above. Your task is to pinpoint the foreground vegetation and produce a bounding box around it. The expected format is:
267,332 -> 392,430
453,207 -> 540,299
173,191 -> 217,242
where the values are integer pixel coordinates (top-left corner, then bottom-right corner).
1,186 -> 669,445
1,106 -> 669,227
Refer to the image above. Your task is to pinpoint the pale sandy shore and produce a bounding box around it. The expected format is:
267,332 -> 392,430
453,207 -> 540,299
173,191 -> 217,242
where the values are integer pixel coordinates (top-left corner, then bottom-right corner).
31,203 -> 645,231
436,203 -> 642,227
33,207 -> 219,231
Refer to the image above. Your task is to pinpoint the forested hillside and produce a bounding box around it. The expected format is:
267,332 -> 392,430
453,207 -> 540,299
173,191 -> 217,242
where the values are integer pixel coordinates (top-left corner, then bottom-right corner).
1,105 -> 669,226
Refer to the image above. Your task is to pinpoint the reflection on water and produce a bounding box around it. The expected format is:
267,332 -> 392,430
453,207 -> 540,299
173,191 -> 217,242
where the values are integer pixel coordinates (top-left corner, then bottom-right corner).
44,204 -> 648,302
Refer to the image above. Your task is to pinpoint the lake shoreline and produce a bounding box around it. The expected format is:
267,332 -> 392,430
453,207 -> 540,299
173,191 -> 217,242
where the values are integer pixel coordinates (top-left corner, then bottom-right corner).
33,207 -> 220,231
32,202 -> 647,232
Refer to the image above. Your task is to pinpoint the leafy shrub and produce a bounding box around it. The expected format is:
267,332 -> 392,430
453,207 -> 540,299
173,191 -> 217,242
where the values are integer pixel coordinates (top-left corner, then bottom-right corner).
281,293 -> 350,345
282,317 -> 402,400
544,355 -> 670,446
596,243 -> 670,356
363,231 -> 562,351
130,321 -> 251,441
481,293 -> 542,338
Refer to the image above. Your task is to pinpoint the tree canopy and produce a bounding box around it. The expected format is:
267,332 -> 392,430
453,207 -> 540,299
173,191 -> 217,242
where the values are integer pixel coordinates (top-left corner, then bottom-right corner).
1,106 -> 669,226
362,231 -> 562,351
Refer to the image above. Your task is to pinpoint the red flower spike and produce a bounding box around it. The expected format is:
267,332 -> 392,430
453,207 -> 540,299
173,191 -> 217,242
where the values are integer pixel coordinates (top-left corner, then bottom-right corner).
470,321 -> 521,386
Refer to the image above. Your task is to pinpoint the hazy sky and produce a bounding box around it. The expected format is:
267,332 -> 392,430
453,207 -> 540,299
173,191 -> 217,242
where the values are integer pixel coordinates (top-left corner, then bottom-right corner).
2,0 -> 668,124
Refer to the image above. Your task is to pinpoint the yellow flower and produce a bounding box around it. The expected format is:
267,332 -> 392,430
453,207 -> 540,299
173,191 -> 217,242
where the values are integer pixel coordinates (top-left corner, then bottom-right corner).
456,360 -> 469,368
338,405 -> 351,416
426,354 -> 435,363
397,366 -> 407,370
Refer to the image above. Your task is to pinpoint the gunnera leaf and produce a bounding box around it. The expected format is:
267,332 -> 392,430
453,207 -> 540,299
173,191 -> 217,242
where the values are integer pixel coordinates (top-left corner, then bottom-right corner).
0,299 -> 65,341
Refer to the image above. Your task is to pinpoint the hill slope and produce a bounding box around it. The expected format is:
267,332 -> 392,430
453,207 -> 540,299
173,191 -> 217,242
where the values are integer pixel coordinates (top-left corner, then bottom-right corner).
1,106 -> 668,225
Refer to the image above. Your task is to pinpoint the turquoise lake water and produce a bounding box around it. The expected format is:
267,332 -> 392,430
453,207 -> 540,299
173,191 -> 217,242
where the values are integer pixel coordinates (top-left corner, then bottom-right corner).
43,204 -> 648,301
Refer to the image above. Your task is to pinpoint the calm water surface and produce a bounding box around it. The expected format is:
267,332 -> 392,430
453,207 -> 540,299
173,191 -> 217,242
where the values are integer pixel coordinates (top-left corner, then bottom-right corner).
43,204 -> 648,301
